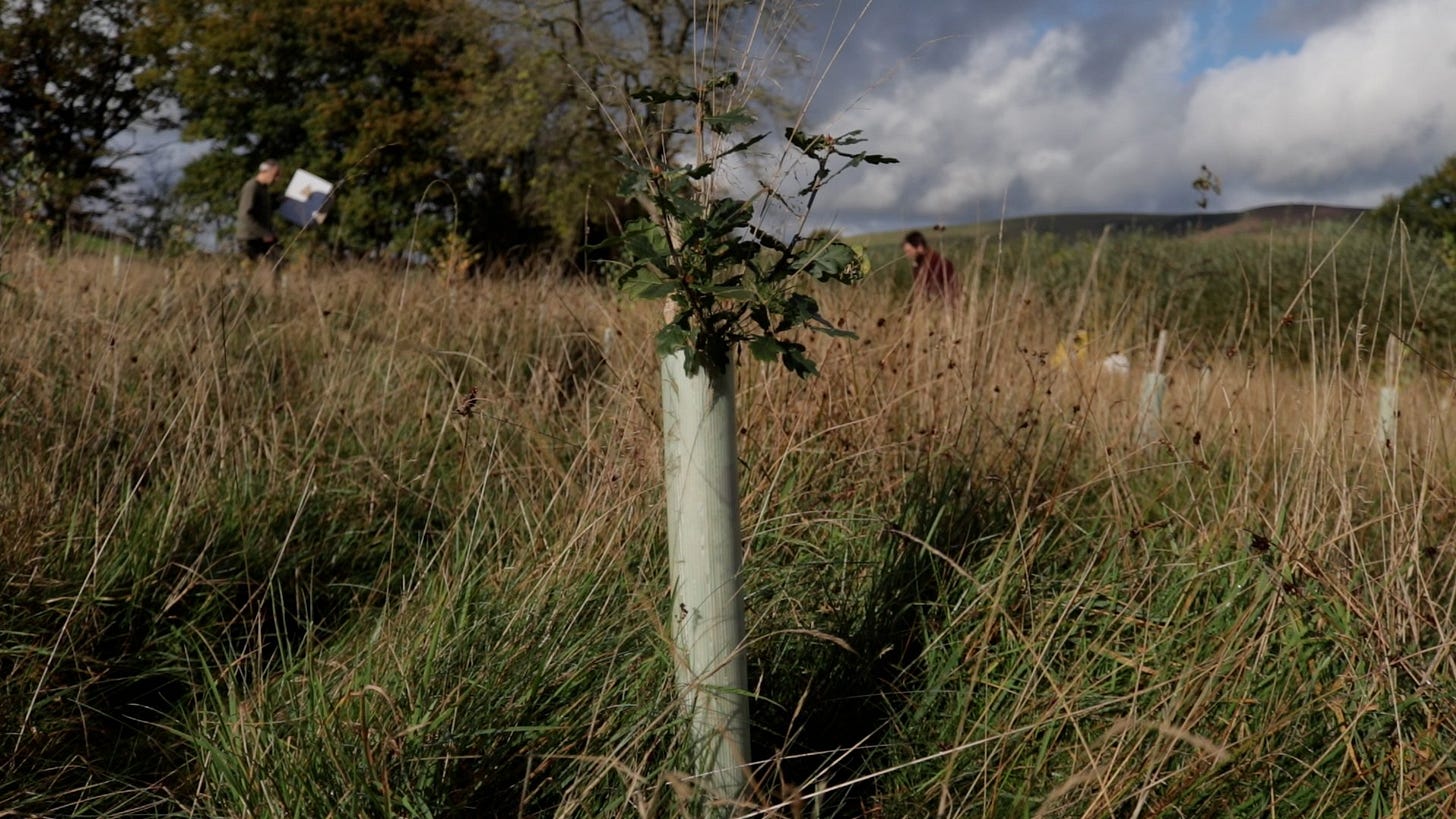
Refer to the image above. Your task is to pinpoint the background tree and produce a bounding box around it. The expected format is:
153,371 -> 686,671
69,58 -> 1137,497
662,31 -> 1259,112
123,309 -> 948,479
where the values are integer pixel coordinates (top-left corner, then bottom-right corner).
1375,154 -> 1456,270
149,0 -> 798,260
0,0 -> 166,238
150,0 -> 520,256
1374,154 -> 1456,238
457,0 -> 799,253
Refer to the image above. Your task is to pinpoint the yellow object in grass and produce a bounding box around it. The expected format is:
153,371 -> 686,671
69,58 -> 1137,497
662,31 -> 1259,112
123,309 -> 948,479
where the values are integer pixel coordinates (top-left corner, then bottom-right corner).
1051,329 -> 1090,369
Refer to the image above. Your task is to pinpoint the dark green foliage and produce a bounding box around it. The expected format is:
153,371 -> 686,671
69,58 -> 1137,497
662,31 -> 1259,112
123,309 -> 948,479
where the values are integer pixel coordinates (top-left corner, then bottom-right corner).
455,0 -> 788,255
1374,154 -> 1456,239
140,0 -> 783,259
1374,153 -> 1456,271
0,0 -> 165,236
607,74 -> 894,376
148,0 -> 523,254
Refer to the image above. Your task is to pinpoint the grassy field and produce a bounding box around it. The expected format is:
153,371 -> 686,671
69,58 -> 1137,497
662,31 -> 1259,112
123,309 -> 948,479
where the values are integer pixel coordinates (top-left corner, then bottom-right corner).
4,224 -> 1456,817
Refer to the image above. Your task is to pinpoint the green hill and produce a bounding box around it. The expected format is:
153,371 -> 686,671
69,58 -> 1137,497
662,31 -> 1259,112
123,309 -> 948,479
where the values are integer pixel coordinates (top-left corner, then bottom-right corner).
853,203 -> 1367,251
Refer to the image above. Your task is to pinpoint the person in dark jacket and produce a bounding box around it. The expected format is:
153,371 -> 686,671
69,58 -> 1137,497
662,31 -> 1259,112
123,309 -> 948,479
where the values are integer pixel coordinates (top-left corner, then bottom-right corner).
236,160 -> 280,261
902,230 -> 959,300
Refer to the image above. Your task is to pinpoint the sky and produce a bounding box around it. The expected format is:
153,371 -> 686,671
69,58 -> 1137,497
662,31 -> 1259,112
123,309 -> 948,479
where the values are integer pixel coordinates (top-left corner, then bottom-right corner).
785,0 -> 1456,234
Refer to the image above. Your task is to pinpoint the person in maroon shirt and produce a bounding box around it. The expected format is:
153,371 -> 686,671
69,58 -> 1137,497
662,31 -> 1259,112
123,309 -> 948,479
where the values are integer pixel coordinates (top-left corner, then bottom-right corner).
902,231 -> 959,300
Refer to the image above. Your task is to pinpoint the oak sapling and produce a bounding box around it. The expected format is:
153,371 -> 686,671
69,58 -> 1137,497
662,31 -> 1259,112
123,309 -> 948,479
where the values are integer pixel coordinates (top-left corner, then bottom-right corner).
608,72 -> 893,377
606,71 -> 894,807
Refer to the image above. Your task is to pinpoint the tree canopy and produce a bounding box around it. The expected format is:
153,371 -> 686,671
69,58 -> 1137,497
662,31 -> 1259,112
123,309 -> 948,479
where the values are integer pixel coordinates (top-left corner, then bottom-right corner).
143,0 -> 788,259
148,0 -> 516,255
1374,154 -> 1456,239
458,0 -> 788,250
1,0 -> 798,259
0,0 -> 165,237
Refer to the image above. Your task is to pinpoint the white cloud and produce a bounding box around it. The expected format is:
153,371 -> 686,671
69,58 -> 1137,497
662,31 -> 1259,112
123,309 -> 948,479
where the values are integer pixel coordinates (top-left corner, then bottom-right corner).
1182,0 -> 1456,205
814,0 -> 1456,228
821,20 -> 1192,223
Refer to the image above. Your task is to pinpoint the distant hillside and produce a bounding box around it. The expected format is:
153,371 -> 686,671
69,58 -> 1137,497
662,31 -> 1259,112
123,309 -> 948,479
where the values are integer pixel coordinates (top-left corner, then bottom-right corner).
855,203 -> 1368,248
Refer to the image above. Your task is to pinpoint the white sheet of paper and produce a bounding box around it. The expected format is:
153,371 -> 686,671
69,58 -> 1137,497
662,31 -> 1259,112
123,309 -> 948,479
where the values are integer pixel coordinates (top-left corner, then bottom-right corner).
279,169 -> 335,226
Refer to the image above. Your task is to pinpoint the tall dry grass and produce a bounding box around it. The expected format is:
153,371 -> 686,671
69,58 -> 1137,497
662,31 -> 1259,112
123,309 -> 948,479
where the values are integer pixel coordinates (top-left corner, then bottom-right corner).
3,228 -> 1456,816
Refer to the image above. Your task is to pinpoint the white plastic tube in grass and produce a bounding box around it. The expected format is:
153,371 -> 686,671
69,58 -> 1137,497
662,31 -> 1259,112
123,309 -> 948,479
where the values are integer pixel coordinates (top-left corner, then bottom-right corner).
660,348 -> 749,808
1377,334 -> 1399,453
1378,387 -> 1398,452
1138,330 -> 1170,447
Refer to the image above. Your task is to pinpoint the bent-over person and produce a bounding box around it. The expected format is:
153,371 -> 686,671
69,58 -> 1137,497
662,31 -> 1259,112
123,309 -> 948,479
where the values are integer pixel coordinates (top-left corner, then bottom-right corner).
902,230 -> 959,301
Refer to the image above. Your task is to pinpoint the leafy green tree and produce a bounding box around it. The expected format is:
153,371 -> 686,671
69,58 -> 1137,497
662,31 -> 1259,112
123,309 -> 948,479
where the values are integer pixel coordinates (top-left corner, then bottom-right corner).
608,73 -> 891,376
149,0 -> 519,255
1375,154 -> 1456,237
1375,154 -> 1456,270
458,0 -> 797,252
150,0 -> 799,259
0,0 -> 166,237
